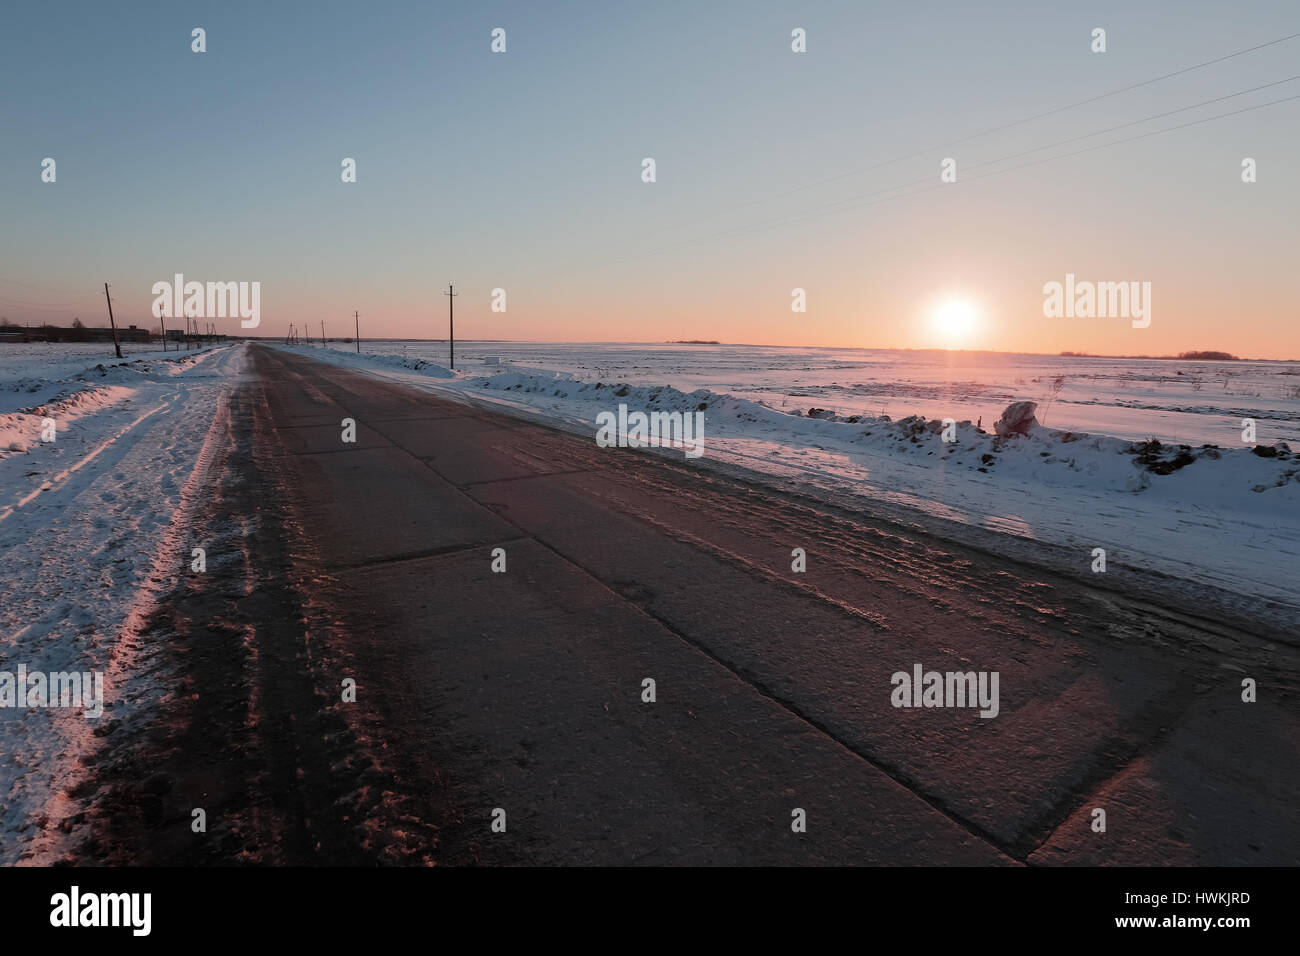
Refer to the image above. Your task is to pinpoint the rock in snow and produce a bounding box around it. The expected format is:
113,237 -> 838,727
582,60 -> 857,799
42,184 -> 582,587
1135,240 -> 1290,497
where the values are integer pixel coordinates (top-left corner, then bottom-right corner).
995,401 -> 1039,439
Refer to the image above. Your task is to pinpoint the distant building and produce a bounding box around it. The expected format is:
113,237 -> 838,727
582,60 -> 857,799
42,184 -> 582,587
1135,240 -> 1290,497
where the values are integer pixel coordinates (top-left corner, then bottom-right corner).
83,326 -> 151,343
0,325 -> 153,344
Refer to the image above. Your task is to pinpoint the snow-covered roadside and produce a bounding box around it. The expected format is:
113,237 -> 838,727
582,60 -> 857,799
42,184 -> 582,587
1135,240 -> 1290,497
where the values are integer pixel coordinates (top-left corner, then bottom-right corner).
277,344 -> 1299,625
1,346 -> 226,455
0,343 -> 247,863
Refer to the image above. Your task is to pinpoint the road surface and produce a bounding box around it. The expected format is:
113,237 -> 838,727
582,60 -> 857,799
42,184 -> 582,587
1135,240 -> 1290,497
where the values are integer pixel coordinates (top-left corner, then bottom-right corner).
74,343 -> 1300,865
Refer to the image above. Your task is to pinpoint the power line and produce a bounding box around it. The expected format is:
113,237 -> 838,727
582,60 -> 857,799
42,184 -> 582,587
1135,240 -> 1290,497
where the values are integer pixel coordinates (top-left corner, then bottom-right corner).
631,30 -> 1300,240
586,84 -> 1300,270
717,91 -> 1300,244
721,80 -> 1300,239
849,30 -> 1300,176
959,91 -> 1300,188
961,74 -> 1300,173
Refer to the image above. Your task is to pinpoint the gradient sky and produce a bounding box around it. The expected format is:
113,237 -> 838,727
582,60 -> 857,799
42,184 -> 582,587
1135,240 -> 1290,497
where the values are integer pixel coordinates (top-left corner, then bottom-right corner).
2,0 -> 1297,357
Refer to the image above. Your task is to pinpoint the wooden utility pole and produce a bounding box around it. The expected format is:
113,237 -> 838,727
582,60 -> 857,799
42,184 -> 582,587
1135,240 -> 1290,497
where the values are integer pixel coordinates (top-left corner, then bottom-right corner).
159,314 -> 168,352
444,284 -> 457,369
320,320 -> 325,347
354,311 -> 360,353
102,283 -> 123,358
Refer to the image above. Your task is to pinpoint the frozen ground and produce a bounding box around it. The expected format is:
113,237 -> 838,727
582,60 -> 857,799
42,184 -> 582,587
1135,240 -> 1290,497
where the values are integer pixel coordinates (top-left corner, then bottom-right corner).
0,341 -> 244,862
0,341 -> 181,389
323,340 -> 1300,447
294,340 -> 1300,622
0,338 -> 1295,860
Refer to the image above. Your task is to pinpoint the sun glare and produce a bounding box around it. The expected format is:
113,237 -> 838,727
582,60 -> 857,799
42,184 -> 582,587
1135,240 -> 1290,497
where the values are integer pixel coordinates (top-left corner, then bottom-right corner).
931,299 -> 979,346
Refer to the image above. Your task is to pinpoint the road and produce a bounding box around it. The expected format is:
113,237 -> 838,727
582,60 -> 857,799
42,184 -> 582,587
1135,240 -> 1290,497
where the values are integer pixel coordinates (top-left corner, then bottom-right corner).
75,343 -> 1300,865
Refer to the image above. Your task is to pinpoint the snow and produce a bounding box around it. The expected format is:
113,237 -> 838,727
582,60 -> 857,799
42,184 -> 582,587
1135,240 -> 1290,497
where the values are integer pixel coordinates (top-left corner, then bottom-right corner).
312,341 -> 1300,446
0,337 -> 1294,859
287,341 -> 1300,621
0,342 -> 246,862
0,345 -> 225,458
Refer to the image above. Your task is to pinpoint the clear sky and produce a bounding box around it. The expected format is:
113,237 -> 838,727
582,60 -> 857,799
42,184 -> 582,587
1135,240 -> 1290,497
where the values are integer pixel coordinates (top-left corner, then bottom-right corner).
2,0 -> 1297,357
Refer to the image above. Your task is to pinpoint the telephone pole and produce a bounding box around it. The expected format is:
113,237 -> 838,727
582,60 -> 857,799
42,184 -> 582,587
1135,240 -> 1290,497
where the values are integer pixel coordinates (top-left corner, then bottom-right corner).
321,320 -> 325,347
444,284 -> 457,369
102,283 -> 123,358
354,311 -> 360,353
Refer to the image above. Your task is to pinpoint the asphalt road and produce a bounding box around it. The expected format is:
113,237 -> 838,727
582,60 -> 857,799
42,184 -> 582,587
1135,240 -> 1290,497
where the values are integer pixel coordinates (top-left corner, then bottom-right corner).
80,344 -> 1300,865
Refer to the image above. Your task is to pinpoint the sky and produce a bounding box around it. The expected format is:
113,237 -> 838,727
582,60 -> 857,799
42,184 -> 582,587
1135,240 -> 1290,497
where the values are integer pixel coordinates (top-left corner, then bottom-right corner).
1,0 -> 1297,358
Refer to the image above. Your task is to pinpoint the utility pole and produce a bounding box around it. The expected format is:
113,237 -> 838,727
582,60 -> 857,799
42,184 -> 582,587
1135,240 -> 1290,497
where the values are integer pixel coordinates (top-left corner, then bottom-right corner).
444,284 -> 457,369
102,283 -> 123,358
354,311 -> 360,353
321,320 -> 325,347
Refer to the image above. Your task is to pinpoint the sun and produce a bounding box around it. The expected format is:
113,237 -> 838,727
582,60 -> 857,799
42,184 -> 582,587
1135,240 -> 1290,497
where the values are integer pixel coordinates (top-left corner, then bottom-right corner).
930,298 -> 979,346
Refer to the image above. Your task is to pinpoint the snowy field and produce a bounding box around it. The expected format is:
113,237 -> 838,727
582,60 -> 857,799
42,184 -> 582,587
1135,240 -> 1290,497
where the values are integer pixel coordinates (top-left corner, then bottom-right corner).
322,340 -> 1300,447
298,340 -> 1300,622
0,341 -> 188,411
0,341 -> 243,863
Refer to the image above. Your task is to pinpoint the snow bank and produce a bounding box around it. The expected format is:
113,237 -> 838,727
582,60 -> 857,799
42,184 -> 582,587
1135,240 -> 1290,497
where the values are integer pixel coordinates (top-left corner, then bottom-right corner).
329,350 -> 456,378
472,369 -> 1298,509
0,385 -> 136,454
0,347 -> 225,460
289,345 -> 456,379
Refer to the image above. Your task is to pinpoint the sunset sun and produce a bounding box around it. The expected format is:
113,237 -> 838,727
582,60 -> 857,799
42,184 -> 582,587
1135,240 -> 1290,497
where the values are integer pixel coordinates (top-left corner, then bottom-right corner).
930,298 -> 979,346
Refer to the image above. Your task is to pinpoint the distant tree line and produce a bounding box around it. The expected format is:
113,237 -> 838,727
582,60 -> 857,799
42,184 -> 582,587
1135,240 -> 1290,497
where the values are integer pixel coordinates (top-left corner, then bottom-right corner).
1176,350 -> 1238,361
1059,349 -> 1239,361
